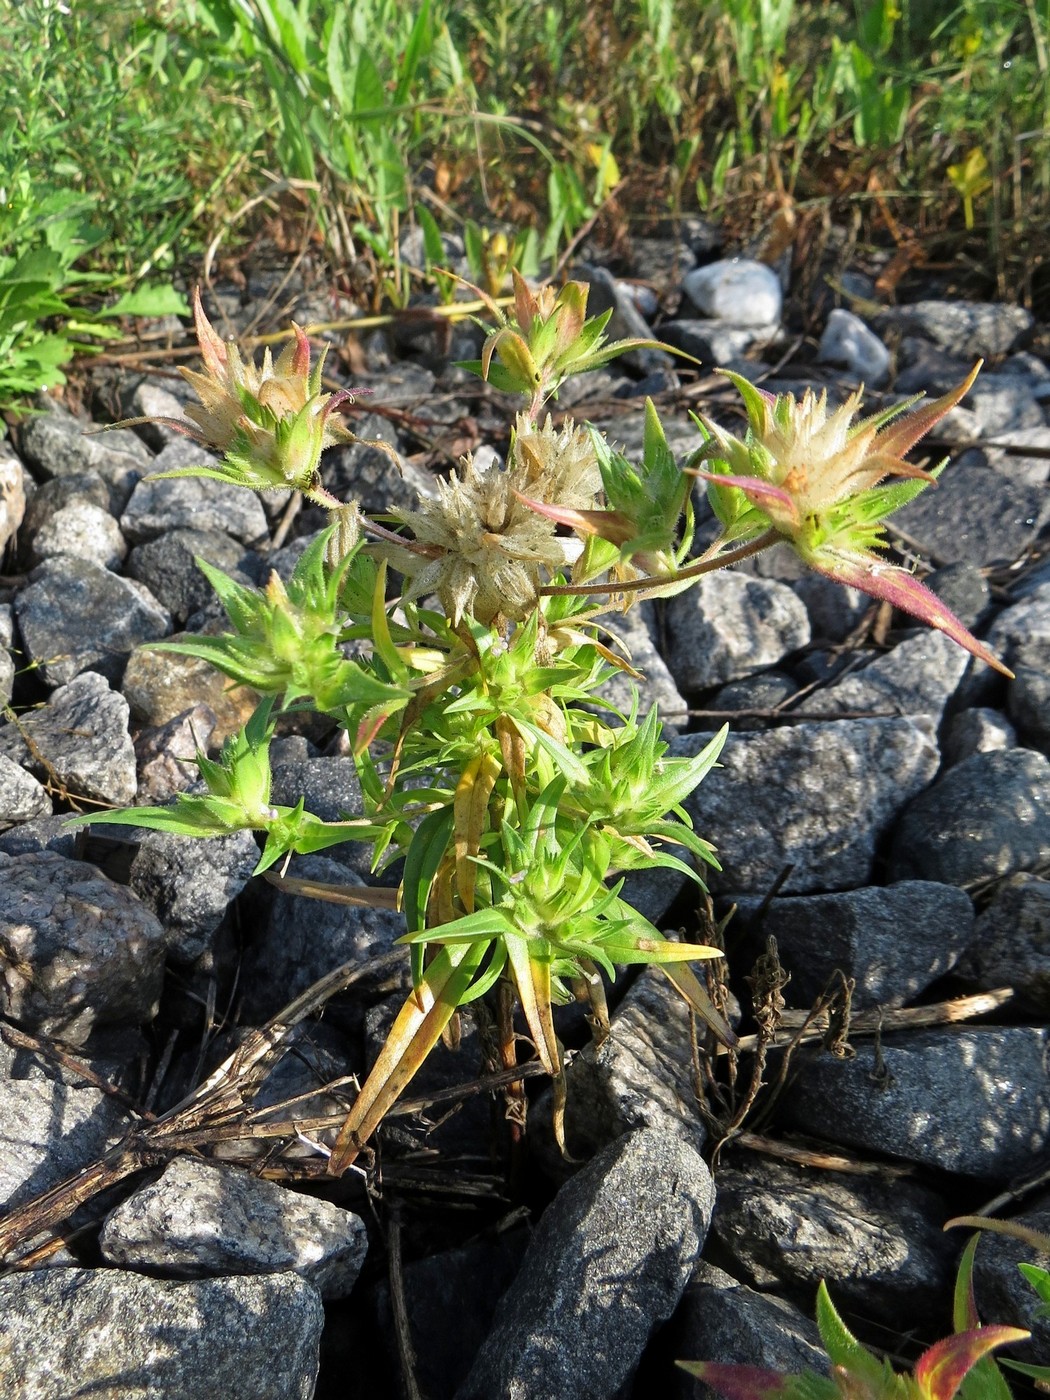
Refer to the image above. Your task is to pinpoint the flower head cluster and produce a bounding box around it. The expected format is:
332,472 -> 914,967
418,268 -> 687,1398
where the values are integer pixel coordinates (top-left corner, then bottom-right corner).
693,364 -> 1012,676
391,414 -> 601,624
108,288 -> 360,505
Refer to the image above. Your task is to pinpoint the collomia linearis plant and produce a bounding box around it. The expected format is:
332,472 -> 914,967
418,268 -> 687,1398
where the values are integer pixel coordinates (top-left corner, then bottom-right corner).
74,277 -> 1012,1173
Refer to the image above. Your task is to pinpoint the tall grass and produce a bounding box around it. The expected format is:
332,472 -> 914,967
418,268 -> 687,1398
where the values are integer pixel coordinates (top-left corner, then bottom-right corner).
2,0 -> 1047,411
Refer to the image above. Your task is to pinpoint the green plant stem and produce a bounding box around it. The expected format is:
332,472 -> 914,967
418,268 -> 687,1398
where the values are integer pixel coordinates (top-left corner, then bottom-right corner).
541,528 -> 780,598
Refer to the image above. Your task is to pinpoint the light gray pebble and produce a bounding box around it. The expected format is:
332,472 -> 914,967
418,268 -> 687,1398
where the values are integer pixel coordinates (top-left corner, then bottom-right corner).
0,1267 -> 323,1400
101,1156 -> 368,1298
0,849 -> 168,1043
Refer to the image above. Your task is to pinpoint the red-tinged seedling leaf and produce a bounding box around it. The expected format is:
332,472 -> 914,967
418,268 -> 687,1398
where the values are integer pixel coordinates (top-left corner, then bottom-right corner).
914,1328 -> 1030,1400
676,1362 -> 789,1400
692,469 -> 801,525
190,285 -> 229,377
873,362 -> 981,462
803,552 -> 1013,678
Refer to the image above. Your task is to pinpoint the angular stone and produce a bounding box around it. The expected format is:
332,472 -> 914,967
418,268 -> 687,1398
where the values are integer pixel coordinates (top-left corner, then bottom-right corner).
676,717 -> 939,894
888,748 -> 1050,888
664,570 -> 811,692
101,1157 -> 367,1298
130,827 -> 260,965
1009,665 -> 1050,754
799,630 -> 969,722
988,582 -> 1050,671
886,301 -> 1033,356
0,443 -> 27,555
126,527 -> 264,624
18,408 -> 150,511
0,753 -> 52,827
0,671 -> 137,805
120,445 -> 269,546
731,881 -> 974,1009
956,875 -> 1050,1015
458,1128 -> 715,1400
133,704 -> 218,804
238,854 -> 405,1022
894,461 -> 1050,568
29,500 -> 126,570
0,1075 -> 126,1215
777,1027 -> 1050,1176
533,969 -> 708,1171
671,1265 -> 826,1400
0,850 -> 168,1043
0,1267 -> 323,1399
710,1158 -> 953,1324
14,556 -> 171,687
942,706 -> 1016,766
122,628 -> 259,743
972,1194 -> 1050,1364
817,308 -> 890,385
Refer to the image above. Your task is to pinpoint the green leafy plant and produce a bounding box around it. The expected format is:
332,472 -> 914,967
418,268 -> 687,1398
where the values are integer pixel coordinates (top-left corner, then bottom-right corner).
680,1276 -> 1028,1400
71,279 -> 1010,1177
947,1216 -> 1050,1389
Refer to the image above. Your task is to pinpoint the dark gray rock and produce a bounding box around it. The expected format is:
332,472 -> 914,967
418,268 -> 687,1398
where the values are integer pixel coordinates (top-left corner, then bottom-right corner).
800,630 -> 968,722
0,671 -> 137,805
0,752 -> 52,827
268,755 -> 373,878
18,406 -> 150,510
0,1267 -> 323,1399
319,411 -> 438,513
671,1265 -> 826,1400
0,850 -> 168,1043
120,443 -> 269,545
885,301 -> 1033,357
631,236 -> 697,289
925,561 -> 991,630
590,602 -> 689,733
965,374 -> 1046,436
956,875 -> 1050,1014
777,1027 -> 1050,1177
100,1157 -> 368,1298
888,748 -> 1050,888
1008,665 -> 1050,755
375,1232 -> 529,1400
665,571 -> 811,692
659,318 -> 779,365
709,1157 -> 953,1324
0,1074 -> 126,1214
893,461 -> 1050,568
731,881 -> 974,1009
710,671 -> 798,730
986,425 -> 1050,486
130,827 -> 260,965
971,1195 -> 1050,1363
943,707 -> 1016,766
0,813 -> 78,858
239,853 -> 405,1022
676,717 -> 939,895
14,555 -> 171,687
126,527 -> 265,623
457,1128 -> 715,1400
532,968 -> 708,1172
988,582 -> 1050,671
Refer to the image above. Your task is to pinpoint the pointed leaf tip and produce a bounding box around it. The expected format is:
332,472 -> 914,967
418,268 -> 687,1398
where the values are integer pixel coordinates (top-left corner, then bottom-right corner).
915,1327 -> 1029,1400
